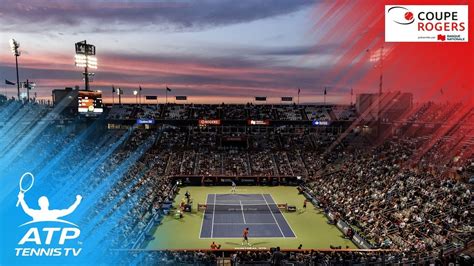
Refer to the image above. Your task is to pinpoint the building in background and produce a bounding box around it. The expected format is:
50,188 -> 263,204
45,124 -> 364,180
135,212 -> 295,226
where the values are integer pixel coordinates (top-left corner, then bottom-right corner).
356,92 -> 413,122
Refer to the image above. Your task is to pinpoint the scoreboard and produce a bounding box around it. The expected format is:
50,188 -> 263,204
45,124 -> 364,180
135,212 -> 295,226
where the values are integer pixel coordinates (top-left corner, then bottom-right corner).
78,91 -> 103,114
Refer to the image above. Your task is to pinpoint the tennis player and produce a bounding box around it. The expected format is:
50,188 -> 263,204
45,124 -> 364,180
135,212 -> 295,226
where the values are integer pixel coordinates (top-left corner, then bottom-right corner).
17,193 -> 82,223
231,181 -> 236,193
242,227 -> 250,246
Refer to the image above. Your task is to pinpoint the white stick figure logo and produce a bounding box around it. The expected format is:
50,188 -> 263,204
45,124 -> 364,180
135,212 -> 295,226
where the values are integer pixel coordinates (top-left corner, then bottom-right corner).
16,172 -> 82,227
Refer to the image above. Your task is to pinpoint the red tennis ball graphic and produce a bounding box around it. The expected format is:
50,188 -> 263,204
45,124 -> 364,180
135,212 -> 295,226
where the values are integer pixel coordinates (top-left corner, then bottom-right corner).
405,12 -> 414,21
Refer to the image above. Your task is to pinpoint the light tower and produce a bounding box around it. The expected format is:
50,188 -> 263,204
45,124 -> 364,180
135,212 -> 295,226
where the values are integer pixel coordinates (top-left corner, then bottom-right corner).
74,40 -> 97,91
9,38 -> 20,99
133,90 -> 138,104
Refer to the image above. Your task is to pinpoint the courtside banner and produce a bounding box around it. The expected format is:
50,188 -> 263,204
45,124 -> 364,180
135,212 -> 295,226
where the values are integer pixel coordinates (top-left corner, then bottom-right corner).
385,5 -> 468,42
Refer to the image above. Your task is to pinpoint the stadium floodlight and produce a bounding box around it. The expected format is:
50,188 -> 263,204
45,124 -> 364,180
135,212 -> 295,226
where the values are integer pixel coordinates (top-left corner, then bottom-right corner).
9,38 -> 21,100
74,40 -> 97,91
133,90 -> 138,104
74,54 -> 98,69
117,87 -> 122,105
9,39 -> 20,56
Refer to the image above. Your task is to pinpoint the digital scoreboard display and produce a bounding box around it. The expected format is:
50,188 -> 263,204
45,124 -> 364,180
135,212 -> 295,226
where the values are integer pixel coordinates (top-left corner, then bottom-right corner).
78,91 -> 103,114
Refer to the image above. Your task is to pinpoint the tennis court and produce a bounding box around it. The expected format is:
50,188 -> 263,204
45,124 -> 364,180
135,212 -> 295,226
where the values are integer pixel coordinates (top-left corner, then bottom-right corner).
147,186 -> 355,249
200,193 -> 296,238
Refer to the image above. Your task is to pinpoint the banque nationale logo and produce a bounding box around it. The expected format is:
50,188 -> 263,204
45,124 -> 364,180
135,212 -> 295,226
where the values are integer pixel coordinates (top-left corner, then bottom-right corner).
15,172 -> 83,257
385,5 -> 468,42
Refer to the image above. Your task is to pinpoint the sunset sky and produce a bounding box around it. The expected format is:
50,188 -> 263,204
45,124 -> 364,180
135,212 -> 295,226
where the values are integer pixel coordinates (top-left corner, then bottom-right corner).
1,0 -> 471,104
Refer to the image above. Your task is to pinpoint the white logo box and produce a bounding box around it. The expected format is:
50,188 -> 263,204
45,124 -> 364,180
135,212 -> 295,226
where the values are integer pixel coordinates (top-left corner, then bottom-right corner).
385,5 -> 468,42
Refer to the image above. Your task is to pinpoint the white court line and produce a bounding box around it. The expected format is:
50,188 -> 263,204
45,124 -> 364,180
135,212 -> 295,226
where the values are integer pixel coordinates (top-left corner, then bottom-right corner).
198,195 -> 206,239
199,236 -> 289,239
240,200 -> 246,224
267,194 -> 298,239
214,199 -> 268,202
211,194 -> 216,238
215,201 -> 267,205
213,222 -> 277,225
262,193 -> 285,238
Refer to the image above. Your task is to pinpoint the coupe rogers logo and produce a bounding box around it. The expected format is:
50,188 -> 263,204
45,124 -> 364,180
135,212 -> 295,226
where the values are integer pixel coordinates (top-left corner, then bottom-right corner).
388,6 -> 415,25
385,5 -> 468,42
14,172 -> 83,257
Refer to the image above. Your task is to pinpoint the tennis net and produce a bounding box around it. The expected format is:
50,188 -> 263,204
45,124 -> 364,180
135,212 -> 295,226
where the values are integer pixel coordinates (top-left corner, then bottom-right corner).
198,203 -> 287,213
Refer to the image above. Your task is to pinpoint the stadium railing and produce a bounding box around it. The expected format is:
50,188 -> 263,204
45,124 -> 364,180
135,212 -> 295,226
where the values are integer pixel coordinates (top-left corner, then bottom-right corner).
117,248 -> 400,257
112,247 -> 474,265
114,248 -> 405,265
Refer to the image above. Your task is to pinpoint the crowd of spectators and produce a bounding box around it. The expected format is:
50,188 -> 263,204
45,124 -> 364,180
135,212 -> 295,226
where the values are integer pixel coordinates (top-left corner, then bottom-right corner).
248,104 -> 275,120
119,249 -> 472,265
222,104 -> 247,120
75,129 -> 177,249
163,105 -> 189,120
304,138 -> 472,256
275,105 -> 305,121
190,104 -> 219,120
305,106 -> 332,121
419,107 -> 474,170
222,149 -> 250,176
2,99 -> 472,264
197,150 -> 221,176
107,105 -> 136,120
102,103 -> 357,121
406,102 -> 463,123
332,105 -> 357,121
148,129 -> 331,177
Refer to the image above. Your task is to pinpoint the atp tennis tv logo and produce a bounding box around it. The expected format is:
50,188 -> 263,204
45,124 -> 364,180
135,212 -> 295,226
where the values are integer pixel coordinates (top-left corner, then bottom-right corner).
15,172 -> 83,257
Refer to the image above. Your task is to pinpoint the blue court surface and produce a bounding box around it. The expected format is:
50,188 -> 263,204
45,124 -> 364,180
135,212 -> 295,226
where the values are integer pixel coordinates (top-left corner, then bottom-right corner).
200,194 -> 296,238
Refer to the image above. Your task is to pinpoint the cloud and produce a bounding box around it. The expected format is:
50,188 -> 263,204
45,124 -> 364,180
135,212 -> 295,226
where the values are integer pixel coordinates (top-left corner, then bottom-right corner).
0,0 -> 315,32
0,49 -> 330,99
258,44 -> 339,56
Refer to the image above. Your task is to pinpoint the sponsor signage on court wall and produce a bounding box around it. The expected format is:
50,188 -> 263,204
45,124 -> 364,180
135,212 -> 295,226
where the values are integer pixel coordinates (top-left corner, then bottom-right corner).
336,220 -> 349,233
198,119 -> 221,126
223,136 -> 244,141
248,120 -> 270,126
136,118 -> 155,124
312,120 -> 330,126
353,234 -> 372,249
